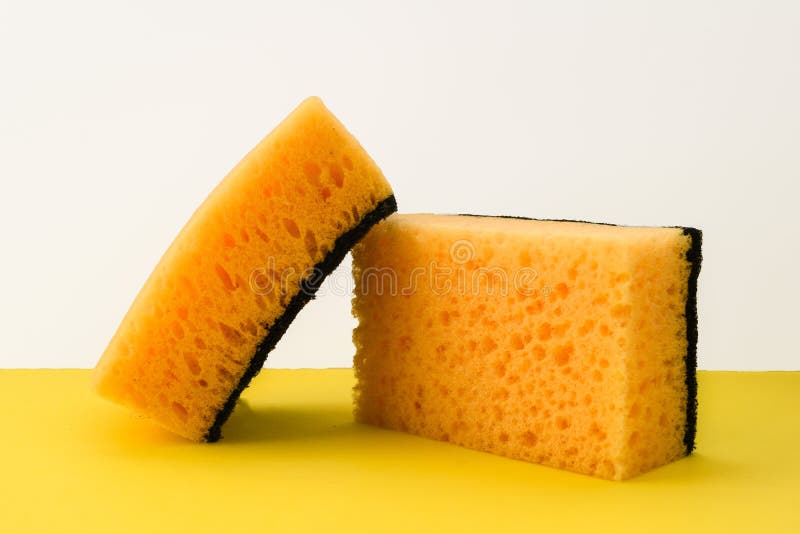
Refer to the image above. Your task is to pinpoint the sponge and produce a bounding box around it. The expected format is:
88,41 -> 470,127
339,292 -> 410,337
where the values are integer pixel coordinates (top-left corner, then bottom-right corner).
95,97 -> 396,441
352,214 -> 701,480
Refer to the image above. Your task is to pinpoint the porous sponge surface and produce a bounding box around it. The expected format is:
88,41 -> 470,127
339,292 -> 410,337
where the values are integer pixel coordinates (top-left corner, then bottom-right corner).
352,214 -> 695,480
95,97 -> 394,441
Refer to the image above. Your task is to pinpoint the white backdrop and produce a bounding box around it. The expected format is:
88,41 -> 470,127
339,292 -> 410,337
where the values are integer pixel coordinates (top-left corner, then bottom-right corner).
1,1 -> 798,370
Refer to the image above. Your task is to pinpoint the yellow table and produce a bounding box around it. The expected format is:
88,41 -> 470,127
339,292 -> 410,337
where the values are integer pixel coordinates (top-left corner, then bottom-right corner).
1,369 -> 798,533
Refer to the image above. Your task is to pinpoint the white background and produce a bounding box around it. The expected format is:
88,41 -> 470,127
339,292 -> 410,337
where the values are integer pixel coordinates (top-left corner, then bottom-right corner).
1,1 -> 798,370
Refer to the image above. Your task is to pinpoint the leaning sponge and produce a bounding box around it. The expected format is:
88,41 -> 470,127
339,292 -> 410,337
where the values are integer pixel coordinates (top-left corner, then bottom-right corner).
95,97 -> 396,441
352,214 -> 700,480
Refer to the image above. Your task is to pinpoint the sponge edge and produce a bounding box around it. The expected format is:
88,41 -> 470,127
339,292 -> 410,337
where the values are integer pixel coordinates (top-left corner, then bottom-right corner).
352,214 -> 701,480
681,227 -> 702,455
204,194 -> 396,441
94,97 -> 396,441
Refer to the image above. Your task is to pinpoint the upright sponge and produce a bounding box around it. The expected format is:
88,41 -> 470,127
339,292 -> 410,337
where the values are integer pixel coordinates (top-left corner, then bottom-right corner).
95,97 -> 396,441
352,214 -> 701,480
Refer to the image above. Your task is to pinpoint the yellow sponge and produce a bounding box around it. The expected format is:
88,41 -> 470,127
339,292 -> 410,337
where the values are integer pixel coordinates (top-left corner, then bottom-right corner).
94,97 -> 396,441
352,214 -> 701,480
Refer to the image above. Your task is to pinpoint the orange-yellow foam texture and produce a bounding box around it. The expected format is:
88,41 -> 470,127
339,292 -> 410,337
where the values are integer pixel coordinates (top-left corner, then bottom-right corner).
95,97 -> 394,441
352,214 -> 697,480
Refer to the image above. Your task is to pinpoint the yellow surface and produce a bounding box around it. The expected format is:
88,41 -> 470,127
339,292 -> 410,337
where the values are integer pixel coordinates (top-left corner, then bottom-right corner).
94,96 -> 394,441
1,370 -> 798,533
353,214 -> 696,479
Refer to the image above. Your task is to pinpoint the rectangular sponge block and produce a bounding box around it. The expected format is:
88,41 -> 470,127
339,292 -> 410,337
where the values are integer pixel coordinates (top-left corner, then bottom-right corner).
352,214 -> 701,480
94,97 -> 396,442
